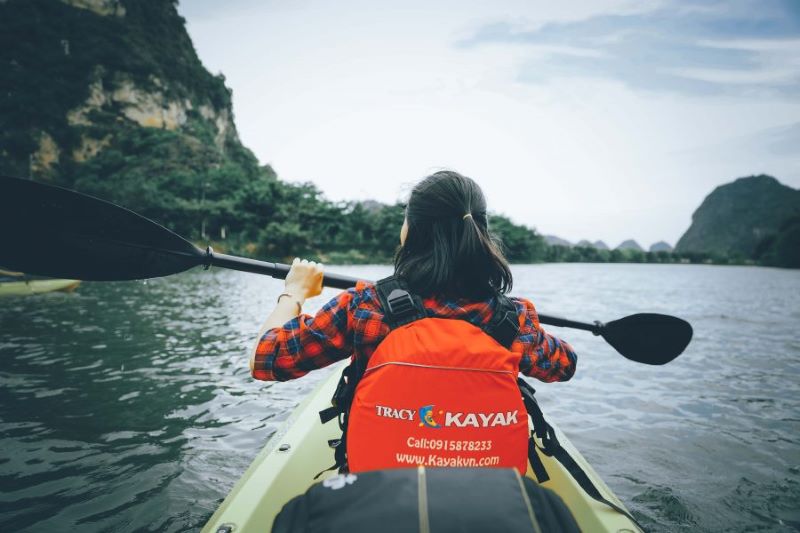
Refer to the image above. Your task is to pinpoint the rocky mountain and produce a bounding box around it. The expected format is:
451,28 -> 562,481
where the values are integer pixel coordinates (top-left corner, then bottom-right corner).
357,199 -> 388,213
616,240 -> 643,251
0,0 -> 267,240
649,241 -> 673,252
544,235 -> 572,247
573,239 -> 610,250
675,175 -> 800,258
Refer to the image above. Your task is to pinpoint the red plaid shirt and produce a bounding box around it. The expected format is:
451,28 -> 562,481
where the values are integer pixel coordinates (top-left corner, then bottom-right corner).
252,281 -> 577,383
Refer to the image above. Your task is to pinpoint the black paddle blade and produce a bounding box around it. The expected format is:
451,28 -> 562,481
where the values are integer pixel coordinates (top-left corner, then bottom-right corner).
600,313 -> 693,365
0,176 -> 205,281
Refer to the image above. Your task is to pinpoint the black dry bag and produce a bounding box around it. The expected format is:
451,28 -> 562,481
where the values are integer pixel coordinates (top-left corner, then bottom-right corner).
272,467 -> 579,533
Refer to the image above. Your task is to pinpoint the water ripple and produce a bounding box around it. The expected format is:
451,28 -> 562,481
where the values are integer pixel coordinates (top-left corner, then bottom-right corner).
0,264 -> 798,531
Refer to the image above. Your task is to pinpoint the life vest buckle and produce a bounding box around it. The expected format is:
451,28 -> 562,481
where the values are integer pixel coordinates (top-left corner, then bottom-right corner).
386,288 -> 417,321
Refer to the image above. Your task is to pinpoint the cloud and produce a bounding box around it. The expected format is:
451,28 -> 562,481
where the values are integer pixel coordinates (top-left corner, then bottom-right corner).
458,0 -> 800,97
764,122 -> 800,156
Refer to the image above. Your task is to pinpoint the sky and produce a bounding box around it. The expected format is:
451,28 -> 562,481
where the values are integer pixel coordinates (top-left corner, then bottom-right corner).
179,0 -> 800,248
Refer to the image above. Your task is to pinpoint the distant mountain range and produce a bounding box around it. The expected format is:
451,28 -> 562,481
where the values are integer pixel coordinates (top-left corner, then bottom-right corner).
649,241 -> 673,253
544,235 -> 669,253
544,235 -> 572,247
543,174 -> 798,268
616,239 -> 642,251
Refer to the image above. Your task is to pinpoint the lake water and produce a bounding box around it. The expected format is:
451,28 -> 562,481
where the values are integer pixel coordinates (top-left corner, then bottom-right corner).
1,263 -> 798,532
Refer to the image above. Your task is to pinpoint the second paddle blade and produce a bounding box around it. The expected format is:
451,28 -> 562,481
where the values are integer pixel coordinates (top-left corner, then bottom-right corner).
601,313 -> 693,365
0,176 -> 205,281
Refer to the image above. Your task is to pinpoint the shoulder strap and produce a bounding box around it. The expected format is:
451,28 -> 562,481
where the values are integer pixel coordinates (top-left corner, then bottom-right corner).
518,378 -> 646,532
377,276 -> 520,347
375,275 -> 427,329
484,295 -> 520,349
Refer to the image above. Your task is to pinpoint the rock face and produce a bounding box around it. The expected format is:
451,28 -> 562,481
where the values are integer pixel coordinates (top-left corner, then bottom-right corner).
60,0 -> 126,17
0,0 -> 248,181
616,239 -> 644,251
592,240 -> 609,250
675,175 -> 800,257
649,241 -> 673,252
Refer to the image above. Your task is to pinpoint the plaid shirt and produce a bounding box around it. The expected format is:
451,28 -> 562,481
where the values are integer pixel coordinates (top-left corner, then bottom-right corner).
252,281 -> 577,383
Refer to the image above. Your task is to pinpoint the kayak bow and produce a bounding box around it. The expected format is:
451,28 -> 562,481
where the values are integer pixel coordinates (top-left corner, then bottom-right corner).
202,364 -> 641,532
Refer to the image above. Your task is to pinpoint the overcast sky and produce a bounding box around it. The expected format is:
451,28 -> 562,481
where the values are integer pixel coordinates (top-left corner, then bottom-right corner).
179,0 -> 799,248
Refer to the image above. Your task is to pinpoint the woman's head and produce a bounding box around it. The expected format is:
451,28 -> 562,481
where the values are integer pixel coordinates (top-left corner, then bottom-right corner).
394,170 -> 512,299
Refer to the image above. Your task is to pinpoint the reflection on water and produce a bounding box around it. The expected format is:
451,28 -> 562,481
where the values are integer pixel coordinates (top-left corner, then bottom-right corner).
0,264 -> 798,531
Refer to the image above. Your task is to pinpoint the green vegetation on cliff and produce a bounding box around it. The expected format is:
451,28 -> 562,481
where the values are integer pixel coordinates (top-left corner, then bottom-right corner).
754,216 -> 800,269
0,0 -> 235,179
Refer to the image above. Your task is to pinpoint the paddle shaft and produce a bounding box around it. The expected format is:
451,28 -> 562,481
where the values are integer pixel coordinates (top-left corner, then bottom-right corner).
0,176 -> 690,363
207,250 -> 358,291
208,250 -> 599,332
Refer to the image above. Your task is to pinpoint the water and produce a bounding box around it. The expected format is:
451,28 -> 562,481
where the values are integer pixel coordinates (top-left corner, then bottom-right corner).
0,264 -> 798,532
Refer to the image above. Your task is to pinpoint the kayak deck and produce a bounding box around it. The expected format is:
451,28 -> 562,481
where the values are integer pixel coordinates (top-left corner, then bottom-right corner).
203,364 -> 641,532
0,278 -> 80,296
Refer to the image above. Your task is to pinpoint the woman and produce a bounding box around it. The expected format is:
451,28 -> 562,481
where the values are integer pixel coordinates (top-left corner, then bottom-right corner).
250,170 -> 576,472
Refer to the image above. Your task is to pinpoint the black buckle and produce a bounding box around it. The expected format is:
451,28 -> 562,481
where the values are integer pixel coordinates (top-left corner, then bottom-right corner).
319,406 -> 339,424
494,312 -> 519,347
386,288 -> 416,319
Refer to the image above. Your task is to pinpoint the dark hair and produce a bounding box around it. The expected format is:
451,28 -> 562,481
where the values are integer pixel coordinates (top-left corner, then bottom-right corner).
394,170 -> 513,299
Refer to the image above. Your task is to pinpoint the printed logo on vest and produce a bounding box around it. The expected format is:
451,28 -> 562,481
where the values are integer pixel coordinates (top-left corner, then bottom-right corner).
375,405 -> 416,421
375,403 -> 520,429
444,411 -> 518,428
418,405 -> 441,428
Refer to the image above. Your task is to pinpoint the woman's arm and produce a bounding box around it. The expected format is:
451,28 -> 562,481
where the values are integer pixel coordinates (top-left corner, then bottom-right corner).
250,260 -> 360,381
511,298 -> 578,383
249,258 -> 324,373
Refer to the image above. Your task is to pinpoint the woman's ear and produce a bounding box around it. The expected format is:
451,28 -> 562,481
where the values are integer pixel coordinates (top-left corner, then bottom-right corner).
400,218 -> 409,246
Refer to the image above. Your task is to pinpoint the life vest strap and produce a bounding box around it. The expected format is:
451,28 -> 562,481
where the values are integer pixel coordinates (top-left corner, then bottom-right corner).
376,275 -> 520,349
483,297 -> 520,349
375,276 -> 427,328
518,378 -> 646,532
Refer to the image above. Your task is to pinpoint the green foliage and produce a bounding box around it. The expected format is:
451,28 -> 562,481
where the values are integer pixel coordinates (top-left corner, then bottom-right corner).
256,198 -> 405,264
675,175 -> 800,257
488,215 -> 546,262
755,216 -> 800,268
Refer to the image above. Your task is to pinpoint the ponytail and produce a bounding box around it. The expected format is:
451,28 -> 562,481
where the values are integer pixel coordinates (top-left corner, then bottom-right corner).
395,171 -> 512,299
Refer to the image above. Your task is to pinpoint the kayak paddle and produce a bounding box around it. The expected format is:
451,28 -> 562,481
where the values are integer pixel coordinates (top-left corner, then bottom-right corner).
0,175 -> 691,364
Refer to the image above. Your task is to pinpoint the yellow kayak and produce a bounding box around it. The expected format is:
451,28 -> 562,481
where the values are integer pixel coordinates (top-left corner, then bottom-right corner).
203,364 -> 642,532
0,277 -> 81,296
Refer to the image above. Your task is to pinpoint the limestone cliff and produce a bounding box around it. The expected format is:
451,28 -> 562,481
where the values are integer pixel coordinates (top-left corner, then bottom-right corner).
0,0 -> 252,183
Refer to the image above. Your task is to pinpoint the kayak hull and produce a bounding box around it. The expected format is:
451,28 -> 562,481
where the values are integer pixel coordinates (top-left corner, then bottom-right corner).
0,278 -> 81,296
203,364 -> 641,532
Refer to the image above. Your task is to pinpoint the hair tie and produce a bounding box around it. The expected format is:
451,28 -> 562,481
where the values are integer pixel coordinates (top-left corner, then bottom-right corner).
463,213 -> 473,220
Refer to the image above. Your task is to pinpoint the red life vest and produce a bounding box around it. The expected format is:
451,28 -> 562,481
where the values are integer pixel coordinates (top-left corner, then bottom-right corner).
345,279 -> 529,474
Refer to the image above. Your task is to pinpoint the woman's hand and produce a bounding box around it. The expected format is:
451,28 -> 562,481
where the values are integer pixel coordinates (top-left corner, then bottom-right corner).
284,257 -> 324,301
